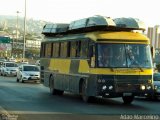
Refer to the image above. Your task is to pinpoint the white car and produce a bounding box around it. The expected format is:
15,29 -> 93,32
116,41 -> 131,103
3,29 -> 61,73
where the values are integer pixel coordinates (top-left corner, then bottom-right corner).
35,60 -> 40,66
1,62 -> 18,76
8,58 -> 17,62
16,64 -> 40,83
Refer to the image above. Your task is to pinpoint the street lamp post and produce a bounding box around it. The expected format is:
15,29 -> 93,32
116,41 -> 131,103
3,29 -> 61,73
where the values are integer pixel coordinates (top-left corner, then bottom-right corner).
16,11 -> 20,43
23,0 -> 26,59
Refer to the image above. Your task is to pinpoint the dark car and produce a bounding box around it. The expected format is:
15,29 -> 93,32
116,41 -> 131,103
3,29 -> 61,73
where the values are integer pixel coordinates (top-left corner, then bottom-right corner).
153,72 -> 160,99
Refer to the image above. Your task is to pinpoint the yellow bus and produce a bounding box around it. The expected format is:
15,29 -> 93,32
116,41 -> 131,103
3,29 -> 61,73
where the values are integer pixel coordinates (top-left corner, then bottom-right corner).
40,16 -> 154,104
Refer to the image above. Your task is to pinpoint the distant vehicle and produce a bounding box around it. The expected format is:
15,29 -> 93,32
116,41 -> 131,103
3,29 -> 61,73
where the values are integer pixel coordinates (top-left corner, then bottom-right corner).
152,72 -> 160,99
21,59 -> 28,64
0,61 -> 4,74
1,62 -> 18,76
8,58 -> 17,62
0,58 -> 6,62
16,64 -> 40,83
21,61 -> 29,64
35,60 -> 40,66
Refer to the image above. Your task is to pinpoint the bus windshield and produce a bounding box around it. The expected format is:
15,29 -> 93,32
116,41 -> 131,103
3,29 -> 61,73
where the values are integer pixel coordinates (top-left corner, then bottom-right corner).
97,43 -> 152,68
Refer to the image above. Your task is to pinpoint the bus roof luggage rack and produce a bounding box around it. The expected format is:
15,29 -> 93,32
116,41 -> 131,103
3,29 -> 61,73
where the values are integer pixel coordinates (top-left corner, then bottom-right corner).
68,15 -> 116,32
113,18 -> 146,31
42,23 -> 69,35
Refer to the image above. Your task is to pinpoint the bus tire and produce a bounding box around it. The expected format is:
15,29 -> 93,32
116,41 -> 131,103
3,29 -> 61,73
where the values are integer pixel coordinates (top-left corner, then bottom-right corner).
49,75 -> 63,95
81,80 -> 93,103
122,96 -> 134,104
16,78 -> 19,82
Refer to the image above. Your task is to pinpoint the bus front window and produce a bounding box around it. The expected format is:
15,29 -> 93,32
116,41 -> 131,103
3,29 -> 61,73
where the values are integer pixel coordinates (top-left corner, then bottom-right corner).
97,44 -> 126,67
125,44 -> 152,68
97,44 -> 152,68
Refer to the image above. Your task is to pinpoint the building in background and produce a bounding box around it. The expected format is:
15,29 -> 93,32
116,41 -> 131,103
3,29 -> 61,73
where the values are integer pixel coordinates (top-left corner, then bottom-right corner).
147,26 -> 160,64
147,25 -> 160,48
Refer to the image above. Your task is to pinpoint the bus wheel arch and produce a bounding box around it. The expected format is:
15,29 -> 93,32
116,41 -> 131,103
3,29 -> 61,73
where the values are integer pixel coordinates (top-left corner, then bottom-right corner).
79,78 -> 84,94
49,74 -> 57,95
49,74 -> 64,95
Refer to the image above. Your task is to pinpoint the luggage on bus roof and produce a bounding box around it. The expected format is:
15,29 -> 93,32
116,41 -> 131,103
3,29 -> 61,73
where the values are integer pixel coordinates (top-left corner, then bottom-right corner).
42,23 -> 69,34
114,18 -> 146,30
42,16 -> 146,36
69,15 -> 116,30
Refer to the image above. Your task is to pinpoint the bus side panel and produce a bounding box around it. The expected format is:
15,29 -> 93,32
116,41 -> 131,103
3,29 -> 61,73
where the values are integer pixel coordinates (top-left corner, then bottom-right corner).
54,74 -> 64,90
69,75 -> 81,94
52,73 -> 83,94
63,75 -> 70,91
87,75 -> 97,96
68,59 -> 81,93
41,58 -> 51,87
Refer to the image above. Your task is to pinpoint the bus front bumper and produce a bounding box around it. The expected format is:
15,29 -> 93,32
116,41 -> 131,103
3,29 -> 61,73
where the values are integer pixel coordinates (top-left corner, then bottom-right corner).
97,84 -> 154,98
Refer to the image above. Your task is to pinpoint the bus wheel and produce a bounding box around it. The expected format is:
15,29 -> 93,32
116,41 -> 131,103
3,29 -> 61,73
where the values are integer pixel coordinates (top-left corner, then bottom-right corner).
50,76 -> 56,95
81,80 -> 93,103
16,78 -> 19,82
49,75 -> 63,95
122,96 -> 134,104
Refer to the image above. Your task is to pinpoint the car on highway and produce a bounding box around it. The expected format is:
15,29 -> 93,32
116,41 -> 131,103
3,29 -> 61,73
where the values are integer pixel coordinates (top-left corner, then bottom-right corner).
8,58 -> 17,62
0,58 -> 7,74
153,72 -> 160,99
1,62 -> 18,76
16,64 -> 40,83
35,60 -> 40,66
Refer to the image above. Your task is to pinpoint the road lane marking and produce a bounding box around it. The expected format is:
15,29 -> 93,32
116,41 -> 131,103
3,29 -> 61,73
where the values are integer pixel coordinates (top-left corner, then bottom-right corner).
10,111 -> 72,114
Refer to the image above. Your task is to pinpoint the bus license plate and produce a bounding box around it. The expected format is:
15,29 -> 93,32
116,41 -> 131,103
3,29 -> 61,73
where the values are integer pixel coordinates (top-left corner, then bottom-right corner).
31,77 -> 37,79
123,93 -> 132,96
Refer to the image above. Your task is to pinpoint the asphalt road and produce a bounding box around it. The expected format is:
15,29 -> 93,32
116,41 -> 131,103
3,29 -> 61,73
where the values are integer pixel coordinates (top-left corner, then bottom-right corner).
0,76 -> 160,120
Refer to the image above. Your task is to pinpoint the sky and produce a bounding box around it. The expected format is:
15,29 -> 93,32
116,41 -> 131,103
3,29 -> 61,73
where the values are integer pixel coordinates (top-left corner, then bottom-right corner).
0,0 -> 159,27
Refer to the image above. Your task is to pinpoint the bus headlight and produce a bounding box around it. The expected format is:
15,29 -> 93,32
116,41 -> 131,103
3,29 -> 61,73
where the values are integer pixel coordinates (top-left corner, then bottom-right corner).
109,85 -> 113,90
146,85 -> 151,90
102,85 -> 107,90
140,85 -> 145,90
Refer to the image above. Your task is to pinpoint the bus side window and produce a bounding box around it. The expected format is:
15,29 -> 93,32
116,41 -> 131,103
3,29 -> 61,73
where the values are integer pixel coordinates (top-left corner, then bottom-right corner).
76,41 -> 81,57
67,42 -> 71,57
89,44 -> 95,67
45,43 -> 52,58
40,43 -> 45,57
80,40 -> 88,58
70,41 -> 77,58
60,42 -> 68,58
53,42 -> 60,57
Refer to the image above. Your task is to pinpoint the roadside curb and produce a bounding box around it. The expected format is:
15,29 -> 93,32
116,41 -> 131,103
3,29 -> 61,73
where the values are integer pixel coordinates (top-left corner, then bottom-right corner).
0,106 -> 18,120
0,106 -> 8,115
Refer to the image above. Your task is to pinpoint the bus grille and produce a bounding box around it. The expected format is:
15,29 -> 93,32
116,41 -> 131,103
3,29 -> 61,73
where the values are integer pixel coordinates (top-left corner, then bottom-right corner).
115,84 -> 140,92
115,75 -> 150,84
114,75 -> 150,92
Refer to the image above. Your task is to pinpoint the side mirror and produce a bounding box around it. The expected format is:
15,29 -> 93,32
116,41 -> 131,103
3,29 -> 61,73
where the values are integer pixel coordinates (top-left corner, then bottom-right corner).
89,45 -> 95,67
151,46 -> 155,59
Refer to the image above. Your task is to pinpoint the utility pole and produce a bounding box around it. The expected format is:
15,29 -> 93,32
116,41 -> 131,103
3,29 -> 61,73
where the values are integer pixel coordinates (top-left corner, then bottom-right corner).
23,0 -> 26,59
16,11 -> 20,43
